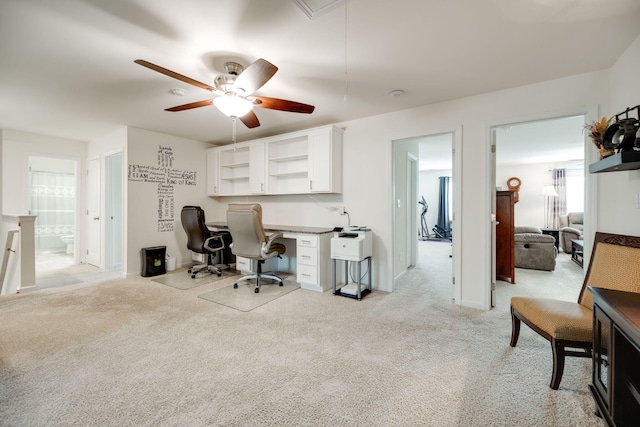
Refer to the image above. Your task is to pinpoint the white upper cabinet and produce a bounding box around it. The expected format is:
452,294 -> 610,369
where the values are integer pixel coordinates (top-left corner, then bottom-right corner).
249,142 -> 265,194
206,149 -> 219,196
309,127 -> 342,193
266,125 -> 343,195
207,125 -> 343,197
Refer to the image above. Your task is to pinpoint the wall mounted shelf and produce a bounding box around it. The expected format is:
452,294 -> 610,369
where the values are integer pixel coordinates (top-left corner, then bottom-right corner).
589,150 -> 640,174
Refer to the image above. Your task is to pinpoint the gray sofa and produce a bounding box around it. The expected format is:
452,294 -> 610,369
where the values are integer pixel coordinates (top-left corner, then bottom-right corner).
514,226 -> 557,271
559,212 -> 583,254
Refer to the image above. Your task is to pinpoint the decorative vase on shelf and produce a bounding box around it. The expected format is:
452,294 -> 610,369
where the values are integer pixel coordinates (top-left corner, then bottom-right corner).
599,147 -> 615,160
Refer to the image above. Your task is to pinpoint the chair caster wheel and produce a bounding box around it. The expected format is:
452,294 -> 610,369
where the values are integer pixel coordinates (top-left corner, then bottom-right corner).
191,274 -> 196,279
279,282 -> 284,287
233,283 -> 238,289
217,272 -> 222,277
255,288 -> 260,293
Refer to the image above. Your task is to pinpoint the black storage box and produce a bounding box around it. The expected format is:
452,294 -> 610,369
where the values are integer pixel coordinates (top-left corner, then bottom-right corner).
141,246 -> 166,277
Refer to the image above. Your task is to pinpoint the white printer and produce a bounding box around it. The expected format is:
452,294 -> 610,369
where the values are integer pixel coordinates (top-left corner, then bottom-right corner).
330,227 -> 372,261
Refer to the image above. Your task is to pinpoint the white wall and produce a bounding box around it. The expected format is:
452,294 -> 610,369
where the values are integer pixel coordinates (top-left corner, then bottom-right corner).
1,130 -> 86,267
125,127 -> 216,276
598,33 -> 640,238
1,130 -> 86,214
496,161 -> 582,228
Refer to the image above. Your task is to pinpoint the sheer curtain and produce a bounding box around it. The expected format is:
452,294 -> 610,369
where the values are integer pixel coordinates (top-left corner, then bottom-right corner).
30,171 -> 76,249
551,168 -> 567,230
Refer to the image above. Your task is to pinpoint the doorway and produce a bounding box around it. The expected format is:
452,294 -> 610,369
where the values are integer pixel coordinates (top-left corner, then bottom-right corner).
490,115 -> 587,306
392,130 -> 460,302
28,155 -> 79,275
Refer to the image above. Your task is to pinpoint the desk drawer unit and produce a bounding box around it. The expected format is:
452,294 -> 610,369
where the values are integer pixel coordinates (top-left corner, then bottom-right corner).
297,235 -> 318,286
235,256 -> 252,273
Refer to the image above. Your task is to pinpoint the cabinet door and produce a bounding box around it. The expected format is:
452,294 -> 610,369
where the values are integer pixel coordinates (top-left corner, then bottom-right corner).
309,131 -> 331,192
249,142 -> 265,194
206,149 -> 219,196
593,304 -> 611,411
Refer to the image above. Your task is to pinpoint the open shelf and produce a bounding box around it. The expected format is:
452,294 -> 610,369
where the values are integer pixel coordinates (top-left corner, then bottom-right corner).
220,161 -> 250,169
269,153 -> 308,163
589,150 -> 640,173
220,176 -> 249,182
269,171 -> 308,178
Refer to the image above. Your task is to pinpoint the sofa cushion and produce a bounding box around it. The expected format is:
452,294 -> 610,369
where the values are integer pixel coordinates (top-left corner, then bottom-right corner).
567,212 -> 584,231
514,226 -> 542,234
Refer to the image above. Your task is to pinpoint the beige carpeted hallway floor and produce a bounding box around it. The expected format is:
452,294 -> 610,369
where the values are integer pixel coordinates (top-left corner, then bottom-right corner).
0,241 -> 600,426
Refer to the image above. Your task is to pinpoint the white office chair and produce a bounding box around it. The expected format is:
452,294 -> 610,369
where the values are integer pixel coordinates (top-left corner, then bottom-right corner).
226,203 -> 286,293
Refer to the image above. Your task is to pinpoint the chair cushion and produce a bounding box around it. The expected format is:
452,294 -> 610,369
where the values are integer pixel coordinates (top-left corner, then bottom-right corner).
511,297 -> 593,342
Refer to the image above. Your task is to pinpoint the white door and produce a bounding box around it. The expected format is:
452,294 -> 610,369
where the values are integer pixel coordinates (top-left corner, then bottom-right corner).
490,134 -> 497,307
105,152 -> 123,270
86,157 -> 101,267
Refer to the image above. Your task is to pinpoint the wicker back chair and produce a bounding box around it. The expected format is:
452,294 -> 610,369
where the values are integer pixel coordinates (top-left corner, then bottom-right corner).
510,232 -> 640,389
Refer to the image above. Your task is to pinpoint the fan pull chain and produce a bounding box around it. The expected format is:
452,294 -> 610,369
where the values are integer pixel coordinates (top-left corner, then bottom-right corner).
343,0 -> 348,102
232,116 -> 237,150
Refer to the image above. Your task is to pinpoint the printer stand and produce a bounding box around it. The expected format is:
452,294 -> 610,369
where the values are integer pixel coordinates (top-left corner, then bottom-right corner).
332,256 -> 372,300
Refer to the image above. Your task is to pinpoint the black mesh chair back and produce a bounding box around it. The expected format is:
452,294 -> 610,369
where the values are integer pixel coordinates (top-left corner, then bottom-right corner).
181,206 -> 210,254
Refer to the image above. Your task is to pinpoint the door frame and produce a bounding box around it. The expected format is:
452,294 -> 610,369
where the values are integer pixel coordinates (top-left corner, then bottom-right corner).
406,153 -> 418,269
85,156 -> 101,267
487,107 -> 599,308
391,127 -> 462,303
26,154 -> 81,265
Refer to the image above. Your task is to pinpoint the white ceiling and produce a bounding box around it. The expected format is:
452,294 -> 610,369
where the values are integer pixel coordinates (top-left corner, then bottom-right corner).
418,114 -> 587,170
1,0 -> 640,147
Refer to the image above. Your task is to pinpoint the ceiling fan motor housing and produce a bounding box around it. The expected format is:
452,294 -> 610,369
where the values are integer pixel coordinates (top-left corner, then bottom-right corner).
214,74 -> 238,93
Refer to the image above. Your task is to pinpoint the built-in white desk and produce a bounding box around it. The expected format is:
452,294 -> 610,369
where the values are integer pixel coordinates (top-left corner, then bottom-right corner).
206,222 -> 334,293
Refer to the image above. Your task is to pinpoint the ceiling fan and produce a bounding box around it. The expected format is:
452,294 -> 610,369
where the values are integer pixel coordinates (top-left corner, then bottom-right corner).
134,58 -> 315,129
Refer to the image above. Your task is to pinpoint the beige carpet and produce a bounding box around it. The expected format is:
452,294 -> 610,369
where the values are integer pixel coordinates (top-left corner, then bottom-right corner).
0,241 -> 600,426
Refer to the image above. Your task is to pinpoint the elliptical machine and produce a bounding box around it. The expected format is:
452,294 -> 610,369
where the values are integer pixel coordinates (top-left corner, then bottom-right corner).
418,196 -> 429,240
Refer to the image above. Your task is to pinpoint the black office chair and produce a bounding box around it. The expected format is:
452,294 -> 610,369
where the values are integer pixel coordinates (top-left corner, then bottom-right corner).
180,206 -> 229,279
226,203 -> 286,293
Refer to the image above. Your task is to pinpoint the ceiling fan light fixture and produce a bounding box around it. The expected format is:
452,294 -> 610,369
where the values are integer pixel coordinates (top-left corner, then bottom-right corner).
214,95 -> 253,118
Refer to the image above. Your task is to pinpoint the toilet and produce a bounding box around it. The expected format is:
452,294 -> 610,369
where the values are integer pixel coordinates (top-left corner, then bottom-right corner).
61,235 -> 75,254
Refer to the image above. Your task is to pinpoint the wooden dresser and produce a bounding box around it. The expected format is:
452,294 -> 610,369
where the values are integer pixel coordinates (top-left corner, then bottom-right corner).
496,190 -> 515,284
589,287 -> 640,426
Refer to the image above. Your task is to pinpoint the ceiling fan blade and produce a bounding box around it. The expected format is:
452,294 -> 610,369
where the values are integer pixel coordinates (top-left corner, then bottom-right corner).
251,96 -> 315,114
233,58 -> 278,95
165,99 -> 213,112
238,110 -> 260,128
135,59 -> 215,92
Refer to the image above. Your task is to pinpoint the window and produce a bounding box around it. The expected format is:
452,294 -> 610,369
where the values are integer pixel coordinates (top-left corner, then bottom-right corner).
565,169 -> 584,213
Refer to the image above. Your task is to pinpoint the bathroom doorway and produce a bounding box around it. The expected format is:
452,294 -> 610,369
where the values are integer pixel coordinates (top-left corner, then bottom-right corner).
28,155 -> 79,275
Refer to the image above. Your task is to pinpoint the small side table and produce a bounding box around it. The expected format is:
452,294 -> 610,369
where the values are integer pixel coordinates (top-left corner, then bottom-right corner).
571,239 -> 584,268
332,257 -> 372,300
541,229 -> 560,250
